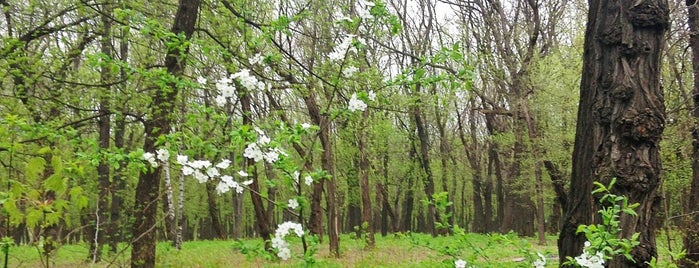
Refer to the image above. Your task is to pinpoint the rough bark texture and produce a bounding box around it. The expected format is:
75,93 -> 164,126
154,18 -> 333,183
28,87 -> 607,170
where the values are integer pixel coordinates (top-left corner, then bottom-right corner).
130,0 -> 199,266
685,0 -> 699,266
359,109 -> 375,248
559,0 -> 668,266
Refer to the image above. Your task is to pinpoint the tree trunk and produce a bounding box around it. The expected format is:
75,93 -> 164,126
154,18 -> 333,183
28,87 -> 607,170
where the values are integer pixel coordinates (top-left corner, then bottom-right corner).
412,91 -> 439,236
484,113 -> 505,232
205,180 -> 225,239
684,0 -> 699,266
131,0 -> 199,266
359,109 -> 375,248
92,4 -> 113,260
543,160 -> 567,233
559,1 -> 668,266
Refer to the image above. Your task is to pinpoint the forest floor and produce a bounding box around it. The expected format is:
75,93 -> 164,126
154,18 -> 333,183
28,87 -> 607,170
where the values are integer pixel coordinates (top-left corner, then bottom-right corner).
5,231 -> 683,267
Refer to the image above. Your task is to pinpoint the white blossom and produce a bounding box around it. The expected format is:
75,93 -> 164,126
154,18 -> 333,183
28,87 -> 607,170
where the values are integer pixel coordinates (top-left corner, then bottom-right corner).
142,152 -> 158,168
193,170 -> 207,183
249,53 -> 264,65
242,180 -> 253,186
216,181 -> 230,194
328,35 -> 356,61
532,252 -> 546,268
216,159 -> 231,169
455,259 -> 467,268
156,148 -> 170,162
231,69 -> 265,91
304,175 -> 313,186
288,198 -> 299,210
348,93 -> 367,112
574,241 -> 606,268
293,171 -> 300,183
181,166 -> 194,176
342,66 -> 359,78
264,150 -> 280,163
301,123 -> 312,130
356,0 -> 376,19
243,143 -> 264,162
368,90 -> 376,101
189,160 -> 212,169
176,154 -> 189,165
206,167 -> 220,178
196,76 -> 207,86
238,170 -> 249,177
214,95 -> 227,107
258,135 -> 271,145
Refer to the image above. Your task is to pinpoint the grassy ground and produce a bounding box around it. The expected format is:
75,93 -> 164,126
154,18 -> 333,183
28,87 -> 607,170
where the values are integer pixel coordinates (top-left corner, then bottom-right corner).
3,232 -> 683,268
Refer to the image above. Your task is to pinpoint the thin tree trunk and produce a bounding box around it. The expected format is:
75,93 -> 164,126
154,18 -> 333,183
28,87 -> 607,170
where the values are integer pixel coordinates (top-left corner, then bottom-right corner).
131,0 -> 199,266
684,1 -> 699,266
163,162 -> 176,242
359,109 -> 375,248
559,1 -> 668,266
175,172 -> 184,249
92,3 -> 113,260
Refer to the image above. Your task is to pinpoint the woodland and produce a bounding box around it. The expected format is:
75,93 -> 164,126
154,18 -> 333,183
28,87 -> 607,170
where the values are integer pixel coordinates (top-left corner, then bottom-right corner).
0,0 -> 698,267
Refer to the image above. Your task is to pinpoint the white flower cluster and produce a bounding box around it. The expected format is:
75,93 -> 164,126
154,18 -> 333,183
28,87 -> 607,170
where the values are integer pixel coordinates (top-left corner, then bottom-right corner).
454,259 -> 475,268
243,127 -> 288,164
142,148 -> 171,168
348,93 -> 368,112
575,241 -> 605,268
176,154 -> 252,194
329,34 -> 358,61
231,69 -> 266,91
271,221 -> 304,260
342,66 -> 359,78
287,198 -> 299,210
215,76 -> 236,107
532,252 -> 546,268
356,0 -> 376,20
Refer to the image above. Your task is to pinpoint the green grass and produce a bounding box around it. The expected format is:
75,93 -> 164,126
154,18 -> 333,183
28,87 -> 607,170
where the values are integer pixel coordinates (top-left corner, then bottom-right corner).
1,232 -> 683,267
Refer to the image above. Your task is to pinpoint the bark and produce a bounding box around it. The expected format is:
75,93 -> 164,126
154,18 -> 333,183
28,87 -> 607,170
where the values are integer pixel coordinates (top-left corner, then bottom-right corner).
359,109 -> 375,248
131,0 -> 199,266
543,160 -> 567,233
684,0 -> 699,266
175,172 -> 184,249
412,89 -> 439,236
109,115 -> 127,252
559,1 -> 668,266
303,91 -> 326,242
205,180 -> 225,239
92,3 -> 113,260
239,84 -> 272,249
162,163 -> 176,242
484,113 -> 505,232
458,99 -> 487,233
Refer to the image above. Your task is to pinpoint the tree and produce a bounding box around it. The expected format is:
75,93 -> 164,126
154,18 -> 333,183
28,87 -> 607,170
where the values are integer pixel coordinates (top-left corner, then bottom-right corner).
559,0 -> 669,266
130,0 -> 200,266
684,0 -> 699,265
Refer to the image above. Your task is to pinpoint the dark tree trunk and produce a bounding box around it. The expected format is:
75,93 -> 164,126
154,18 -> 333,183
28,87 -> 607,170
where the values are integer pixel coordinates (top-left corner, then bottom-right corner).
684,0 -> 699,266
131,0 -> 199,266
484,113 -> 505,232
359,109 -> 375,247
205,181 -> 225,239
92,4 -> 113,260
543,160 -> 567,233
347,165 -> 362,234
109,116 -> 127,252
559,1 -> 668,266
412,91 -> 439,236
303,90 -> 339,256
400,145 -> 418,232
458,99 -> 486,233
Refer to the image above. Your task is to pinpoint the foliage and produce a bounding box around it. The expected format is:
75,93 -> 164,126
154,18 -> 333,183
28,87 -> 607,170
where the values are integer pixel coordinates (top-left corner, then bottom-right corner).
564,178 -> 641,267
